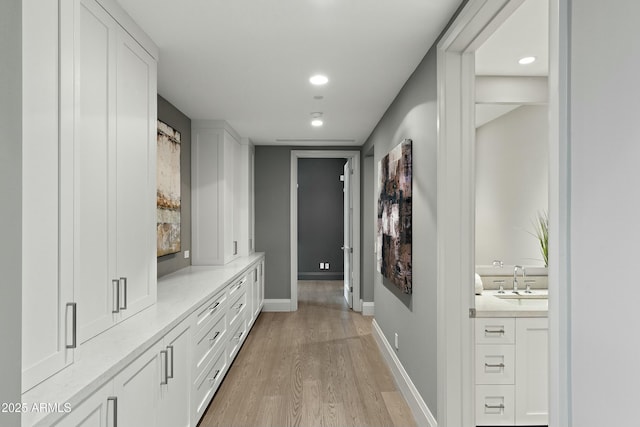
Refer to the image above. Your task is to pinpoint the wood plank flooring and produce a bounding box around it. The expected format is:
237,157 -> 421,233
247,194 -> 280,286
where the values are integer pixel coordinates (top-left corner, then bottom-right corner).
198,280 -> 417,427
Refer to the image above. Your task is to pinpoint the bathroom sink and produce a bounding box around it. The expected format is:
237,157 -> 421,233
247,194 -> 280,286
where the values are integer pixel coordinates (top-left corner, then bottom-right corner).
494,291 -> 548,300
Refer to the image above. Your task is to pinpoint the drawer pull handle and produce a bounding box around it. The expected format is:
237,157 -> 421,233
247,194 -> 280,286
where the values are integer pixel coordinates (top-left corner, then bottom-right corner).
234,303 -> 244,311
209,302 -> 220,312
484,328 -> 505,334
485,362 -> 505,369
210,331 -> 220,342
235,331 -> 244,341
208,369 -> 221,383
485,403 -> 505,410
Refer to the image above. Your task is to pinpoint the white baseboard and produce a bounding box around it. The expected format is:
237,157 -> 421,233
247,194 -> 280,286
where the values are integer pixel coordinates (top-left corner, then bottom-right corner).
262,299 -> 291,312
371,319 -> 437,427
362,301 -> 375,316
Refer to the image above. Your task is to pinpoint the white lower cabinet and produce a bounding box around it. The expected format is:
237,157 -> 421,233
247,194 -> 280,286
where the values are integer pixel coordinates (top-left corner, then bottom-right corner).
52,381 -> 115,427
475,317 -> 548,426
158,322 -> 192,427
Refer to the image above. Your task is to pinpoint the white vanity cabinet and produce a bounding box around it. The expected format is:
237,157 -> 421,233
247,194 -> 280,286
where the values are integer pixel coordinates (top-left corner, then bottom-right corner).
75,0 -> 157,344
192,121 -> 253,265
475,317 -> 548,426
51,381 -> 115,427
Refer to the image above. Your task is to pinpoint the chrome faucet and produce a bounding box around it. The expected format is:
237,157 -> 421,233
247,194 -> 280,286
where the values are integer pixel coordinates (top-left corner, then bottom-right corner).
513,265 -> 525,293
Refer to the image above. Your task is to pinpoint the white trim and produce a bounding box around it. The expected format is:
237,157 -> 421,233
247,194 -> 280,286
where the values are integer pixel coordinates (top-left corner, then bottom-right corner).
437,1 -> 564,425
361,301 -> 374,316
290,150 -> 361,313
262,299 -> 292,312
371,320 -> 437,427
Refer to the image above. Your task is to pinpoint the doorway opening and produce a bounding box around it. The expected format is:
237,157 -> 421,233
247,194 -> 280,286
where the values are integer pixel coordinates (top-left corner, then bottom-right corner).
290,150 -> 361,312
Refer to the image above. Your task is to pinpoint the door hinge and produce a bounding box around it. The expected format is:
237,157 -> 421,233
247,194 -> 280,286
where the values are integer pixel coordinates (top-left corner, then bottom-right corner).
469,308 -> 476,318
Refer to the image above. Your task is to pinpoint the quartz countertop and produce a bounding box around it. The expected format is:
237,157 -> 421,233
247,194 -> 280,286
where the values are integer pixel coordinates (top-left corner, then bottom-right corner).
475,289 -> 548,318
22,253 -> 264,427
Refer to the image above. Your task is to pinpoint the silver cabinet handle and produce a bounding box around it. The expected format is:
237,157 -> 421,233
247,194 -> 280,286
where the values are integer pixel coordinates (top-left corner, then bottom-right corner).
66,302 -> 77,349
112,279 -> 120,313
233,303 -> 243,311
485,403 -> 505,410
208,369 -> 220,383
108,397 -> 118,427
160,350 -> 168,385
233,240 -> 238,255
235,331 -> 244,341
209,301 -> 220,312
209,331 -> 220,343
485,362 -> 505,369
119,277 -> 127,310
484,328 -> 505,334
167,345 -> 174,379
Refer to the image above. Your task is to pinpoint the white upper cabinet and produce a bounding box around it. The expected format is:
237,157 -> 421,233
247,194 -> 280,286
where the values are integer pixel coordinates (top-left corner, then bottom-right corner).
192,121 -> 253,265
75,0 -> 157,343
22,0 -> 158,392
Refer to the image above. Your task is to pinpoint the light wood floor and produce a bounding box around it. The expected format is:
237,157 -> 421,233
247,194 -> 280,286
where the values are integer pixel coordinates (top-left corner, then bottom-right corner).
198,280 -> 417,427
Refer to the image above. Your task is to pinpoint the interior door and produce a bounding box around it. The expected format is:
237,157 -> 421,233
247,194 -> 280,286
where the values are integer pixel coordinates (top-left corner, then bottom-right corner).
343,159 -> 353,308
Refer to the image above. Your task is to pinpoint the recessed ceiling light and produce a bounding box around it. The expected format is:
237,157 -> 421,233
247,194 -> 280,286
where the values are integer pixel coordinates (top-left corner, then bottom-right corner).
309,74 -> 329,85
311,119 -> 323,127
313,95 -> 324,100
518,56 -> 536,65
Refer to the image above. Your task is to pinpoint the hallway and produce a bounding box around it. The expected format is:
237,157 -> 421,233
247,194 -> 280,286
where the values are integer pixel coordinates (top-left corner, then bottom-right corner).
199,281 -> 417,427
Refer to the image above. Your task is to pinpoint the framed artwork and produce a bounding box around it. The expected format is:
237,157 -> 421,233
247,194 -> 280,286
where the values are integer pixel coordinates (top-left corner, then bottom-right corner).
377,139 -> 412,293
157,120 -> 181,257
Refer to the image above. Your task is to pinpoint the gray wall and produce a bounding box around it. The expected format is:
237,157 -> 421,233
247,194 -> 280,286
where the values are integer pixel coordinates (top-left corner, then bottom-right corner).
0,0 -> 22,424
255,146 -> 359,299
157,95 -> 192,277
298,158 -> 345,280
361,44 -> 439,416
569,0 -> 640,424
361,154 -> 375,302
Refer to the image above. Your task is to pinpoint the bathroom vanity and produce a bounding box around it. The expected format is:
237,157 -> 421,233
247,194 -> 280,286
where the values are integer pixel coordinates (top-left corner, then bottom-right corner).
474,290 -> 549,426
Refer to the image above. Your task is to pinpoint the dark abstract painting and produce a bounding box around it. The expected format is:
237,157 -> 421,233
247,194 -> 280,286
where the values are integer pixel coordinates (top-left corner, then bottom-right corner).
377,139 -> 412,294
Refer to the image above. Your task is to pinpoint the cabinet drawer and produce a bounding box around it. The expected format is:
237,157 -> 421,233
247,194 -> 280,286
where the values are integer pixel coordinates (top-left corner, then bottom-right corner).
193,346 -> 227,422
475,318 -> 515,344
476,344 -> 515,385
228,288 -> 247,329
475,385 -> 515,426
194,312 -> 227,380
227,316 -> 247,361
194,289 -> 227,334
228,275 -> 248,300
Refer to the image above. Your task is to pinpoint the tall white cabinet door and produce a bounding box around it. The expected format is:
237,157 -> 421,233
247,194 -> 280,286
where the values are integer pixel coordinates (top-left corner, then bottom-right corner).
113,341 -> 162,427
22,0 -> 75,392
115,27 -> 157,320
515,318 -> 549,425
75,0 -> 119,344
223,132 -> 238,262
159,322 -> 192,427
52,381 -> 115,427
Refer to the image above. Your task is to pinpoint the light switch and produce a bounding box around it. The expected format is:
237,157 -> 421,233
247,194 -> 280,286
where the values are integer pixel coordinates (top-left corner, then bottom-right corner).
184,250 -> 190,259
319,263 -> 324,270
325,262 -> 330,270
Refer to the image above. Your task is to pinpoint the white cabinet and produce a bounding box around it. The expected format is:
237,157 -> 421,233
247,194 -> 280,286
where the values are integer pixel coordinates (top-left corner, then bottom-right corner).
52,381 -> 115,427
515,318 -> 549,425
75,0 -> 157,343
474,317 -> 548,426
192,121 -> 253,265
21,0 -> 76,392
248,261 -> 265,327
159,322 -> 192,427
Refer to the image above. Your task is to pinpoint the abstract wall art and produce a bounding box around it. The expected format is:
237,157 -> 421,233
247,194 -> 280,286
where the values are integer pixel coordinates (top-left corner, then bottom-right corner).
377,139 -> 412,293
157,120 -> 182,257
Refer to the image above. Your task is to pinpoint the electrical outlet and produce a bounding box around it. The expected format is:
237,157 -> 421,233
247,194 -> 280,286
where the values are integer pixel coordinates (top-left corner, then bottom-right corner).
184,250 -> 190,259
319,263 -> 324,270
394,332 -> 399,350
325,262 -> 330,270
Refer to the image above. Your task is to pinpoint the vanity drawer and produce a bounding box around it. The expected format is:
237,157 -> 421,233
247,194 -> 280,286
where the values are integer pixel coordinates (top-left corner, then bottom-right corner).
193,312 -> 227,380
228,274 -> 248,299
476,344 -> 515,385
194,289 -> 227,335
475,318 -> 515,344
227,316 -> 247,361
475,385 -> 515,426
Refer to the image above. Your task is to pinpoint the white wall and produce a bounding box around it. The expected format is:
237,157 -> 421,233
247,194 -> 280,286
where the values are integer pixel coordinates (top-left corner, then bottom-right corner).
570,0 -> 640,425
475,105 -> 548,266
0,0 -> 22,425
361,155 -> 375,302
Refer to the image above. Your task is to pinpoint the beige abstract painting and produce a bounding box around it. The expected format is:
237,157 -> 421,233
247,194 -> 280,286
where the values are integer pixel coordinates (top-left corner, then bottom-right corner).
157,120 -> 181,256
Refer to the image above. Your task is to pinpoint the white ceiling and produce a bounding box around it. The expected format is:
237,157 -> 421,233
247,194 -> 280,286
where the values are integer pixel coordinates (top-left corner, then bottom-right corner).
475,0 -> 549,76
116,0 -> 462,146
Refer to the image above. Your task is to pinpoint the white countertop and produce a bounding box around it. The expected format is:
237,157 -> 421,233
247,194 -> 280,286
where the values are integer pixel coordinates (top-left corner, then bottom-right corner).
475,289 -> 548,318
22,253 -> 264,427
